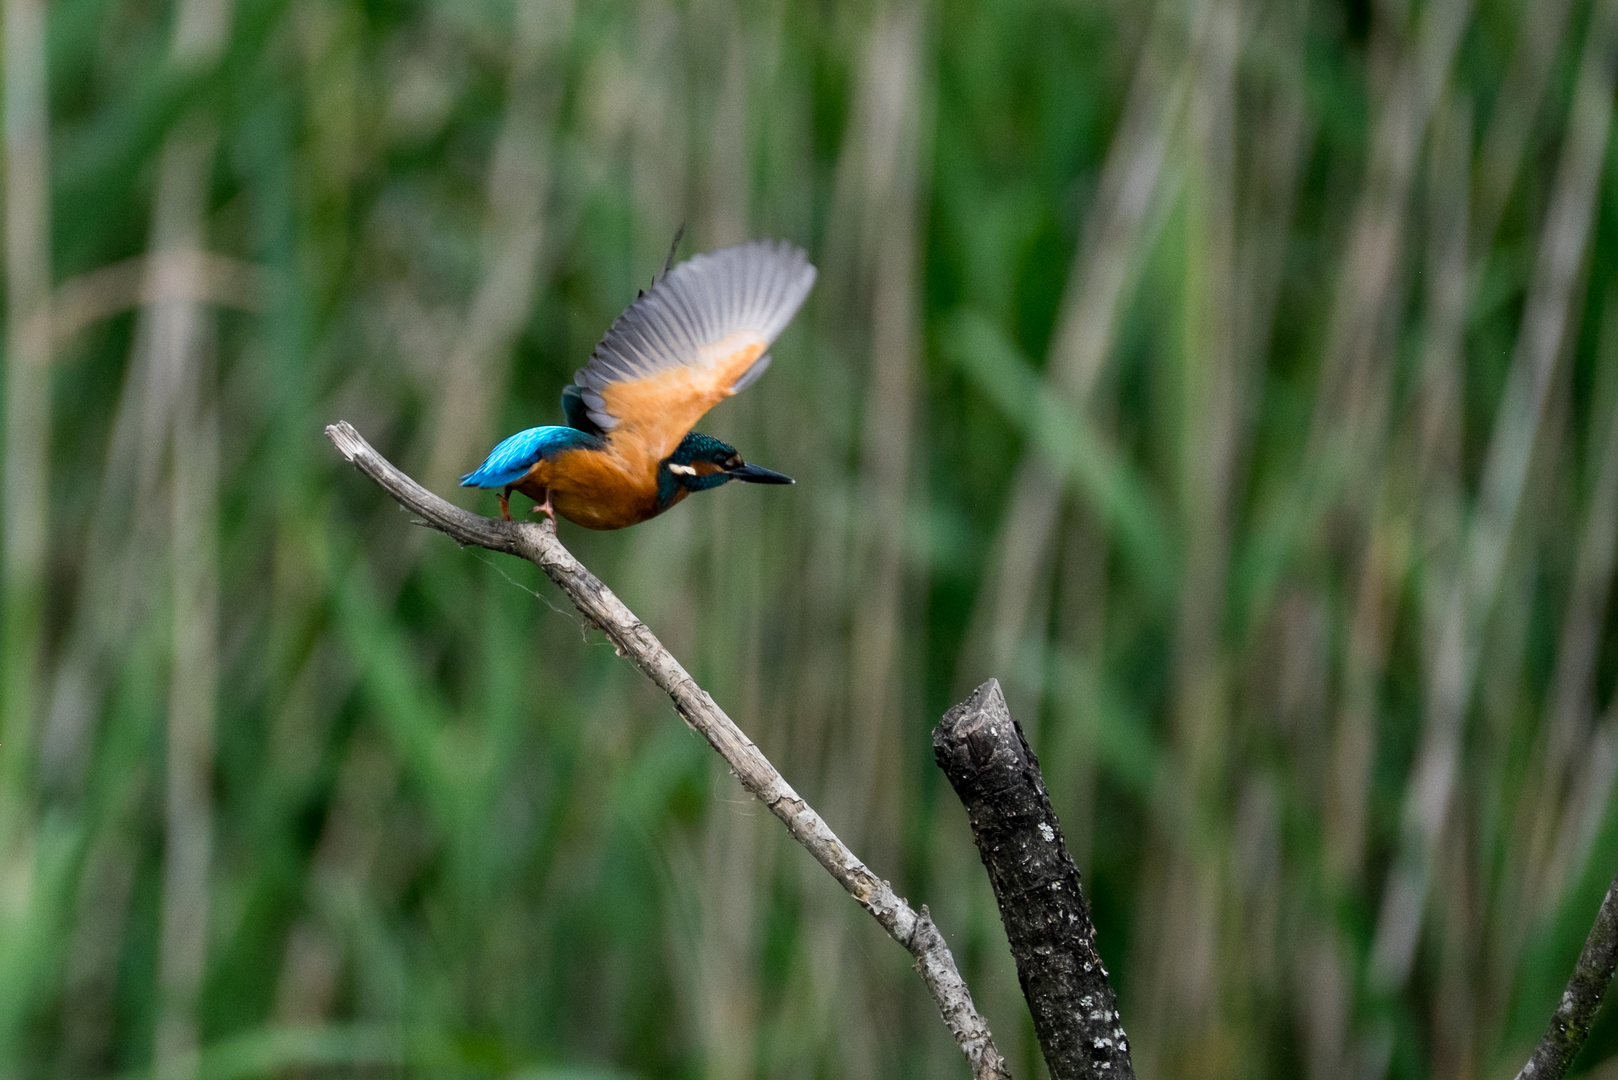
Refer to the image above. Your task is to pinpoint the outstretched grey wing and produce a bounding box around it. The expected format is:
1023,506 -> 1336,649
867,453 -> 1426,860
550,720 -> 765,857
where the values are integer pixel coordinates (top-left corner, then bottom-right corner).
563,239 -> 816,463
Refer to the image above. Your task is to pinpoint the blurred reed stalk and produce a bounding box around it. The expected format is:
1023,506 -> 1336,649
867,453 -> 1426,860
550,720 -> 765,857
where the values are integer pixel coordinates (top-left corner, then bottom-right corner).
138,0 -> 234,1069
0,0 -> 51,1061
0,0 -> 49,850
690,9 -> 766,1076
1132,1 -> 1242,1074
1228,11 -> 1311,1058
846,0 -> 925,883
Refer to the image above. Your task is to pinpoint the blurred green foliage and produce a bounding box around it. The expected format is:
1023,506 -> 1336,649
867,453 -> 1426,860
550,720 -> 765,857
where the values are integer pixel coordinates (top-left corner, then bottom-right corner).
5,0 -> 1618,1077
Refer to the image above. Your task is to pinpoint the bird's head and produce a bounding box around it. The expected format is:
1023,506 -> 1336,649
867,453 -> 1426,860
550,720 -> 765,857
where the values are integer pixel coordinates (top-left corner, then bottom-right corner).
657,432 -> 794,506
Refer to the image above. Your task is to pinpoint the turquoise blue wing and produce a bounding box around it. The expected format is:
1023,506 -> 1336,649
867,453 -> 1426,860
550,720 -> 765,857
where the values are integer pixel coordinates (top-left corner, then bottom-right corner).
460,426 -> 602,488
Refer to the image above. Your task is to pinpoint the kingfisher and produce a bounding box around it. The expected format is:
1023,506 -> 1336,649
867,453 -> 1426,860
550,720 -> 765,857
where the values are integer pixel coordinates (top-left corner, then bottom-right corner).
461,239 -> 816,530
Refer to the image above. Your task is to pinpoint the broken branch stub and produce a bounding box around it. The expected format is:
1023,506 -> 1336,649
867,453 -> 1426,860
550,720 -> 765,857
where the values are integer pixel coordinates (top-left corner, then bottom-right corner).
934,679 -> 1133,1080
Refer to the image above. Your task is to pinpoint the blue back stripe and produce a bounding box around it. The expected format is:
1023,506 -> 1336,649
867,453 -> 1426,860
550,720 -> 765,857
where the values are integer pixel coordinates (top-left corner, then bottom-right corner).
460,426 -> 602,488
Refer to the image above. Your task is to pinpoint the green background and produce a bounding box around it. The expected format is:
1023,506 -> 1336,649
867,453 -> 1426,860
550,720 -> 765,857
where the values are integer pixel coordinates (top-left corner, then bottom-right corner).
4,0 -> 1618,1077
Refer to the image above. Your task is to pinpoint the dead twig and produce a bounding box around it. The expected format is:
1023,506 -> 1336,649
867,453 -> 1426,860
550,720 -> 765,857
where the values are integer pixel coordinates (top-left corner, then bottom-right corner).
324,420 -> 1012,1080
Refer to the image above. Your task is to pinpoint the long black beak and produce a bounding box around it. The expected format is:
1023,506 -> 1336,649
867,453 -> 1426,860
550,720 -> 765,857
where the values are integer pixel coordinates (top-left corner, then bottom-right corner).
729,462 -> 795,485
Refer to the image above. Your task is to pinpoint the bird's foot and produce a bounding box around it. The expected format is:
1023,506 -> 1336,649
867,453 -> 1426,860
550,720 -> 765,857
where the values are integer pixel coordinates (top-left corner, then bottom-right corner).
529,490 -> 557,528
498,490 -> 513,521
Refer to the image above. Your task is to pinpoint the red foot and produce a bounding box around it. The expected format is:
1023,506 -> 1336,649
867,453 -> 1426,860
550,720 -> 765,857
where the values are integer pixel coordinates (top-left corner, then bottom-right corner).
529,488 -> 556,527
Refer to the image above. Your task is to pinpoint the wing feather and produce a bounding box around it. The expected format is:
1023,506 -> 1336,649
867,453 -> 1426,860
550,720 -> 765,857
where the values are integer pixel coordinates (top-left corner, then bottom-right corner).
566,240 -> 816,461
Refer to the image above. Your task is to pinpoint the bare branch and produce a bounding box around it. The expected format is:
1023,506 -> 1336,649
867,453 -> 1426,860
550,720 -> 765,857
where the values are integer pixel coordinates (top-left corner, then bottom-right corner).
1514,868 -> 1618,1080
324,421 -> 1012,1080
934,680 -> 1133,1080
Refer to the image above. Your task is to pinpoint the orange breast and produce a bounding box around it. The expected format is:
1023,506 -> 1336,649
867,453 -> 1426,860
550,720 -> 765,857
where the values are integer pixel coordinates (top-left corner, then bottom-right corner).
514,444 -> 680,530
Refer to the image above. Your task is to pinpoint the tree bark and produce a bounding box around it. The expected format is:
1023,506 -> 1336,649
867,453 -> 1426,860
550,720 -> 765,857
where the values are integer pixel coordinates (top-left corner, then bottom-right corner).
934,679 -> 1133,1080
1514,867 -> 1618,1080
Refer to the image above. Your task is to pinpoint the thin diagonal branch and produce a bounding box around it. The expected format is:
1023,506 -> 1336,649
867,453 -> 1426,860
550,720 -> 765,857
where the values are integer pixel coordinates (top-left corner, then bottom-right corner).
1514,867 -> 1618,1080
324,421 -> 1012,1080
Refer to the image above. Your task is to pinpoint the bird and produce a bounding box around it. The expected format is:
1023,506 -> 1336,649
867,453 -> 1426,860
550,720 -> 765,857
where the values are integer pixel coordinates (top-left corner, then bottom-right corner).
460,239 -> 816,530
